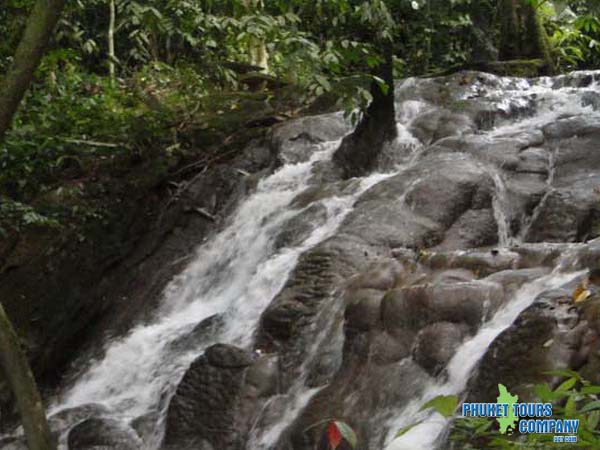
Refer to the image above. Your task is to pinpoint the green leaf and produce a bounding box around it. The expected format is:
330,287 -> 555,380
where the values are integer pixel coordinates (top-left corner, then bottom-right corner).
580,400 -> 600,414
334,421 -> 357,449
315,74 -> 332,91
581,386 -> 600,395
565,395 -> 576,417
545,369 -> 582,380
555,376 -> 578,392
420,395 -> 458,418
586,410 -> 600,431
395,421 -> 419,438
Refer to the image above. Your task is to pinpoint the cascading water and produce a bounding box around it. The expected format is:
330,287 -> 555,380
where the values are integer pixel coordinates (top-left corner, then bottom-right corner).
383,265 -> 587,450
34,70 -> 600,450
48,137 -> 395,448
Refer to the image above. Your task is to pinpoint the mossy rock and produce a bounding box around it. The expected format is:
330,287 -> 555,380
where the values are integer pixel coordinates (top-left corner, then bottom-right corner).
474,59 -> 547,78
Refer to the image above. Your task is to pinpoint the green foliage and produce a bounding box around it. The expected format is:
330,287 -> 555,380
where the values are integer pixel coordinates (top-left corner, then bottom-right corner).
0,199 -> 60,237
394,371 -> 600,449
532,1 -> 600,71
2,0 -> 600,235
449,372 -> 600,449
422,394 -> 460,418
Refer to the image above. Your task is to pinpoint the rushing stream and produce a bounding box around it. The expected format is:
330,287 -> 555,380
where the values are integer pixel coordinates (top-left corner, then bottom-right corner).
34,70 -> 600,449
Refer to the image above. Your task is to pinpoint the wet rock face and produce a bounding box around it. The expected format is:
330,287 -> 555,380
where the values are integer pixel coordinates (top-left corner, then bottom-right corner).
67,418 -> 143,450
272,113 -> 350,165
467,283 -> 600,403
163,344 -> 278,450
413,321 -> 470,376
30,71 -> 600,450
251,71 -> 600,448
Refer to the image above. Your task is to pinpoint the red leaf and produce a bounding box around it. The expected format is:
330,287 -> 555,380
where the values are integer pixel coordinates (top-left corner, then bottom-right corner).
327,421 -> 342,450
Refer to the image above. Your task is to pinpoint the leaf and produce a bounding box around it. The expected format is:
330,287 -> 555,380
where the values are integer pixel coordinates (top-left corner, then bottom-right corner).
420,395 -> 458,418
327,421 -> 342,450
395,422 -> 419,438
572,279 -> 590,303
565,395 -> 576,417
587,410 -> 600,430
315,74 -> 332,91
555,376 -> 577,392
544,369 -> 582,380
581,386 -> 600,395
334,420 -> 357,449
580,400 -> 600,413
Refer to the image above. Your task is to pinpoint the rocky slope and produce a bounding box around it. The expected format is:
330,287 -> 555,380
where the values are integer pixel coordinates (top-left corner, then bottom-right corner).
2,70 -> 600,450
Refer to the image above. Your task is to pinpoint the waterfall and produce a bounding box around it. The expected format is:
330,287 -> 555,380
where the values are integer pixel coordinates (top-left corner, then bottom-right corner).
49,138 -> 394,448
383,265 -> 586,450
38,70 -> 600,450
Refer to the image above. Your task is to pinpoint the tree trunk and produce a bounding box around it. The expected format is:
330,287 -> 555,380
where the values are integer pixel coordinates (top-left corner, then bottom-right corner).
0,0 -> 68,141
333,47 -> 396,178
498,0 -> 554,73
0,303 -> 54,450
108,0 -> 116,80
243,0 -> 269,71
470,0 -> 498,63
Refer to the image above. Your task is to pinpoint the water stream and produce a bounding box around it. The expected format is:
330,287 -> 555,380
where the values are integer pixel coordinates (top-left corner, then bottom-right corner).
40,71 -> 600,450
383,266 -> 586,450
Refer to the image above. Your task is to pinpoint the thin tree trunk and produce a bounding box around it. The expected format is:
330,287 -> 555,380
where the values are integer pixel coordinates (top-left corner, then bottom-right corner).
0,0 -> 68,141
470,0 -> 498,63
0,303 -> 54,450
108,0 -> 116,80
333,46 -> 396,178
243,0 -> 269,71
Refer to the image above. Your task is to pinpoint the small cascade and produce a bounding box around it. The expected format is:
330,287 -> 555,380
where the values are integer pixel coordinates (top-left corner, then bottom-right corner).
383,265 -> 586,450
484,164 -> 513,247
518,144 -> 558,242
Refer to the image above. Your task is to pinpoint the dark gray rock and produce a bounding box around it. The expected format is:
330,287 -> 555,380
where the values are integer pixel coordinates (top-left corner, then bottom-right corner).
274,204 -> 328,249
381,281 -> 505,335
67,418 -> 143,450
542,115 -> 600,140
413,322 -> 470,376
272,113 -> 350,164
48,403 -> 111,438
466,282 -> 598,403
344,289 -> 385,332
0,437 -> 28,450
517,147 -> 549,175
419,249 -> 520,276
163,344 -> 277,450
435,208 -> 499,250
485,267 -> 551,295
409,109 -> 474,145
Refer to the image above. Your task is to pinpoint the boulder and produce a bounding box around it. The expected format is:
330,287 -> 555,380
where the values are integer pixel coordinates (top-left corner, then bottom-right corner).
271,113 -> 350,164
409,109 -> 474,145
67,418 -> 143,450
413,322 -> 470,376
381,281 -> 505,335
163,344 -> 277,450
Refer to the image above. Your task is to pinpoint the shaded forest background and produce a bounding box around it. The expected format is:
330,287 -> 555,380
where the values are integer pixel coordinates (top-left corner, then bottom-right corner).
0,0 -> 599,237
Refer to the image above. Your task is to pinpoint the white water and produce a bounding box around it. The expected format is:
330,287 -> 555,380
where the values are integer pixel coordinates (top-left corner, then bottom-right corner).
379,72 -> 600,450
41,71 -> 600,449
49,137 -> 393,447
383,267 -> 586,450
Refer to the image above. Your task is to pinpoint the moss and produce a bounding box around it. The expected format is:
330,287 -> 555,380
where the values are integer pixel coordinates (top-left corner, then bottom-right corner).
479,59 -> 547,77
498,0 -> 555,74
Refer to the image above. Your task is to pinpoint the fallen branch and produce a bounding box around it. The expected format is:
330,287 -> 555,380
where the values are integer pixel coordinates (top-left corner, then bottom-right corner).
62,138 -> 129,149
